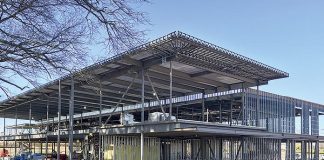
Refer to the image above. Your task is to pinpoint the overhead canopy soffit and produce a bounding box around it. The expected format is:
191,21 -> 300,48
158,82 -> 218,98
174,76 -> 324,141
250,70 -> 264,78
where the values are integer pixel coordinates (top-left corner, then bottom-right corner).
0,31 -> 289,120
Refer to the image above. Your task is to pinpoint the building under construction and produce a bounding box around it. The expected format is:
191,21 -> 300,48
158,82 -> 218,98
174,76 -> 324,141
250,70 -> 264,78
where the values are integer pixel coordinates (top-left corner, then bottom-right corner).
0,31 -> 323,160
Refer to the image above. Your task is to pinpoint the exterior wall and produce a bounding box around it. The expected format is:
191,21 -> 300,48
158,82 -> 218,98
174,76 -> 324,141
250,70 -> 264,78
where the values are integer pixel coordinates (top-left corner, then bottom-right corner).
102,136 -> 281,160
243,88 -> 295,133
242,88 -> 320,135
2,88 -> 323,159
102,135 -> 160,160
242,88 -> 321,160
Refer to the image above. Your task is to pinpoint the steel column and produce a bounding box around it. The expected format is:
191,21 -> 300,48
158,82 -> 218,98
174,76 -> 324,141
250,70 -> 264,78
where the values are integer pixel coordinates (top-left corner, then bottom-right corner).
206,108 -> 209,122
68,77 -> 75,160
230,96 -> 233,126
45,97 -> 49,158
201,92 -> 205,121
29,103 -> 32,153
219,103 -> 222,123
241,83 -> 245,126
141,68 -> 145,160
315,141 -> 319,160
230,138 -> 234,160
169,60 -> 173,120
80,113 -> 83,130
14,106 -> 17,156
65,142 -> 67,155
57,80 -> 61,160
256,84 -> 260,127
2,113 -> 5,156
301,141 -> 306,160
99,83 -> 103,126
99,82 -> 103,160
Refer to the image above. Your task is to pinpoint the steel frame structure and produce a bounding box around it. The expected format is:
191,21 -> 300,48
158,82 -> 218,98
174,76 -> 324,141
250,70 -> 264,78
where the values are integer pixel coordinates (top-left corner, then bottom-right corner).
0,31 -> 322,160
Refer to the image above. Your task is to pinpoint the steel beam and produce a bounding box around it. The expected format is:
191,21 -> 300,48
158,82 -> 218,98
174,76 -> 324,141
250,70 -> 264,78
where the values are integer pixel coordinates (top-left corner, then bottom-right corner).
104,73 -> 137,125
109,78 -> 183,96
75,88 -> 139,103
144,75 -> 197,92
147,71 -> 214,90
145,73 -> 167,117
82,84 -> 154,99
0,98 -> 39,114
150,65 -> 229,88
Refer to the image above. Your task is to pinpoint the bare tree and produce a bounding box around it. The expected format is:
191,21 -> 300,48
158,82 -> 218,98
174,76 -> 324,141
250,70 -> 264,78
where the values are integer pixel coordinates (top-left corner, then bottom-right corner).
0,0 -> 148,97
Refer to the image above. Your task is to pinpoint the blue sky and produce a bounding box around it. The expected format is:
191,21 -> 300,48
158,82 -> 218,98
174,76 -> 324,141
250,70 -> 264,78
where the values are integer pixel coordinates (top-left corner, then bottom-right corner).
138,1 -> 324,104
3,1 -> 324,103
1,1 -> 324,132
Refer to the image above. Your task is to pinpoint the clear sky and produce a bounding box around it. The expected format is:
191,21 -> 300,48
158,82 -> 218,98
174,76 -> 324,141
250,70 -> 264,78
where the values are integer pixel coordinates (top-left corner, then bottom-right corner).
1,1 -> 324,133
140,0 -> 324,104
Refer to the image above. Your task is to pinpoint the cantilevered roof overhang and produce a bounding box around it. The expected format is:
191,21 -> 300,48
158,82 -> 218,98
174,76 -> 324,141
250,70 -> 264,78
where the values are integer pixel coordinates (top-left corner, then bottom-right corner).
0,31 -> 288,120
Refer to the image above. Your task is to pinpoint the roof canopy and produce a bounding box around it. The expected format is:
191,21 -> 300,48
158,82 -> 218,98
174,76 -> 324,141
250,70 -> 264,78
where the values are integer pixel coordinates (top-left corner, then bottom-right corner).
0,31 -> 289,120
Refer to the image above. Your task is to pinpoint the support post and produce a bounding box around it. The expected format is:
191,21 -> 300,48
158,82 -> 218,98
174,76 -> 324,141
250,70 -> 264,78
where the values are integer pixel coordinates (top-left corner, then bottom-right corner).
201,91 -> 205,122
301,141 -> 306,160
315,141 -> 319,160
206,108 -> 209,122
57,80 -> 61,160
99,81 -> 103,160
45,97 -> 49,158
141,68 -> 145,160
201,92 -> 205,122
65,142 -> 67,155
169,60 -> 173,120
41,142 -> 43,154
241,138 -> 246,160
241,83 -> 245,126
219,139 -> 223,160
230,96 -> 233,126
201,138 -> 207,160
99,82 -> 103,126
176,104 -> 179,121
68,77 -> 75,160
219,103 -> 222,123
230,138 -> 234,160
3,114 -> 5,156
29,103 -> 32,153
256,83 -> 260,127
15,106 -> 17,156
81,113 -> 83,130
